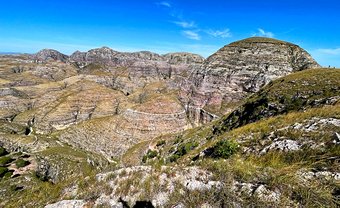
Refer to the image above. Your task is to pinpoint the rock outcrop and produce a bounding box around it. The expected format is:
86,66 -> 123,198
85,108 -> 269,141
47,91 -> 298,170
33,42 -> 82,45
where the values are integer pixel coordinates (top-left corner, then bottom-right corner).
34,49 -> 69,62
69,47 -> 204,68
163,52 -> 205,65
187,37 -> 320,112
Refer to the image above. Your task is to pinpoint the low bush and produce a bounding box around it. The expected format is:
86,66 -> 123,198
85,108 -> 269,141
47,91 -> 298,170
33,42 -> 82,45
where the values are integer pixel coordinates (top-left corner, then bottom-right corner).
0,147 -> 8,157
176,141 -> 199,157
211,139 -> 239,159
167,141 -> 199,163
0,167 -> 9,178
15,159 -> 30,168
142,150 -> 158,163
0,156 -> 14,166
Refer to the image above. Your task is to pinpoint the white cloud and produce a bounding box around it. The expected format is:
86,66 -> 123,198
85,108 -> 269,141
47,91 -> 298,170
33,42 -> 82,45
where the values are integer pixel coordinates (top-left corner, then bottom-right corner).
206,29 -> 232,38
316,48 -> 340,55
183,30 -> 201,40
253,28 -> 274,38
156,1 -> 171,8
173,21 -> 196,28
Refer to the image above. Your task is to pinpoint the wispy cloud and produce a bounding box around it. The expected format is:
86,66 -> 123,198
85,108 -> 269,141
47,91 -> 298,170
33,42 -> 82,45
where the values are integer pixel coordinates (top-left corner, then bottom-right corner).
206,29 -> 232,38
156,1 -> 171,8
173,21 -> 196,28
315,48 -> 340,55
253,28 -> 274,38
183,30 -> 201,40
310,48 -> 340,67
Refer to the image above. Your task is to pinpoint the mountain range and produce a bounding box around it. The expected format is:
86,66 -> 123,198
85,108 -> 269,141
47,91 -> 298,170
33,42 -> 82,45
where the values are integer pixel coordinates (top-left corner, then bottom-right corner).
0,37 -> 339,207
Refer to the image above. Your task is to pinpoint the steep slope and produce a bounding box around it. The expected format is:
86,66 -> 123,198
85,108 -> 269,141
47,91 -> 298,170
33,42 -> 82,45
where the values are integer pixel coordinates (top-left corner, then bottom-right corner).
120,68 -> 339,207
151,68 -> 340,163
187,37 -> 320,114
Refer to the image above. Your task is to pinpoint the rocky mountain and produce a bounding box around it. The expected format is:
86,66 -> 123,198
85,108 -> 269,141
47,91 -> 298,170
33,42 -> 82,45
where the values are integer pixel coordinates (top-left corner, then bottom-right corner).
186,37 -> 320,114
69,47 -> 204,68
163,52 -> 205,65
0,37 -> 339,207
34,49 -> 69,63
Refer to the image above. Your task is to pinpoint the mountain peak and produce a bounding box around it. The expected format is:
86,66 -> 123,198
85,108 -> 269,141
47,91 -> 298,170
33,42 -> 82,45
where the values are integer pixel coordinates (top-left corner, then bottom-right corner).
34,49 -> 69,62
229,37 -> 294,46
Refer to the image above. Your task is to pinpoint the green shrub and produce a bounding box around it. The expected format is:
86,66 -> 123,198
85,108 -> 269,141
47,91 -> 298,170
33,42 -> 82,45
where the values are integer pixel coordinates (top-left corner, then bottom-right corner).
142,150 -> 158,163
168,154 -> 180,162
15,159 -> 30,168
0,156 -> 14,166
0,167 -> 9,178
167,141 -> 199,163
3,171 -> 13,179
211,139 -> 239,159
176,141 -> 198,157
173,136 -> 183,144
0,147 -> 8,157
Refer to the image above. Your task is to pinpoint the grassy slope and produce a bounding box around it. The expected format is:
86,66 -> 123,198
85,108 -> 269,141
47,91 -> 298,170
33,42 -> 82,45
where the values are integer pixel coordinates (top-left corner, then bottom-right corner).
132,68 -> 340,206
142,68 -> 340,163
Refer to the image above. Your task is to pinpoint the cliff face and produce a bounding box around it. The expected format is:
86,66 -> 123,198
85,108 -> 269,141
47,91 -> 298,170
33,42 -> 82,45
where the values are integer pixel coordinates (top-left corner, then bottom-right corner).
187,37 -> 320,113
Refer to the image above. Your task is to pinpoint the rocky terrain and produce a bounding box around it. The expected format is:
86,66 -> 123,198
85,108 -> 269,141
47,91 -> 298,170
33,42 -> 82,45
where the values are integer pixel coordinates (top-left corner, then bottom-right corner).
187,37 -> 320,114
0,37 -> 338,207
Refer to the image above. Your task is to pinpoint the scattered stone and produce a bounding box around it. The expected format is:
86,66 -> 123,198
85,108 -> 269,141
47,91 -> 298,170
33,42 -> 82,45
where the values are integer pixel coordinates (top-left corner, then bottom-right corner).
260,139 -> 300,154
254,185 -> 281,203
44,200 -> 86,208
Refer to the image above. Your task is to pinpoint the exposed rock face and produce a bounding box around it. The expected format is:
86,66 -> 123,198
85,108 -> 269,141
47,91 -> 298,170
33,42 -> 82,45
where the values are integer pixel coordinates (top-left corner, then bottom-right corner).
188,37 -> 320,112
34,49 -> 69,62
130,51 -> 164,61
186,105 -> 219,126
70,47 -> 122,67
69,47 -> 204,68
163,52 -> 205,65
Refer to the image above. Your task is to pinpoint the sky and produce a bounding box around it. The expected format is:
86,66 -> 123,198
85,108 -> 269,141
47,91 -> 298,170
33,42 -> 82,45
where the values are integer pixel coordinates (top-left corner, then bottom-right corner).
0,0 -> 340,67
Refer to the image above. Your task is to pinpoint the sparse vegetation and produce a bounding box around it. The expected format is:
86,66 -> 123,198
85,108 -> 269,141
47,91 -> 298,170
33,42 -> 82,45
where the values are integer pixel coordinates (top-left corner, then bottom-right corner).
142,150 -> 158,163
0,156 -> 14,166
0,147 -> 8,157
210,139 -> 239,159
0,167 -> 9,178
156,140 -> 166,147
15,159 -> 30,168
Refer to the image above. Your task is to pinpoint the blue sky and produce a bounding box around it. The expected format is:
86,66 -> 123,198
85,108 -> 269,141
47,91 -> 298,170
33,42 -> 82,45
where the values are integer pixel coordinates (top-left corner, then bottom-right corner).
0,0 -> 340,67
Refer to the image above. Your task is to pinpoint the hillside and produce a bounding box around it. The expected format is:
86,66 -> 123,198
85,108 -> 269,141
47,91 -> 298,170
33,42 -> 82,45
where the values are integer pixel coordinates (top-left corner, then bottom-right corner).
123,68 -> 340,207
0,38 -> 339,207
